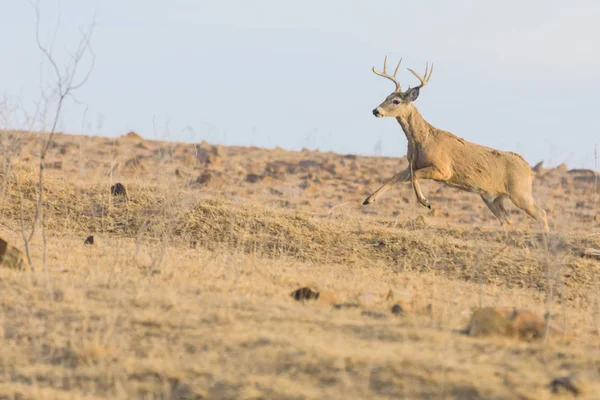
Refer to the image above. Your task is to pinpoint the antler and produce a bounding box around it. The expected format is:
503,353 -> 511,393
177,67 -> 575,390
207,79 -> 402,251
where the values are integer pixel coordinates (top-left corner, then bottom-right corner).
372,56 -> 403,92
407,62 -> 434,89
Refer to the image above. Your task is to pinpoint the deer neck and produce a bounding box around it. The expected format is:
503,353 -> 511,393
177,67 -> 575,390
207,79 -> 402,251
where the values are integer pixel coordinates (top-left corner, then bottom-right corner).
395,105 -> 432,144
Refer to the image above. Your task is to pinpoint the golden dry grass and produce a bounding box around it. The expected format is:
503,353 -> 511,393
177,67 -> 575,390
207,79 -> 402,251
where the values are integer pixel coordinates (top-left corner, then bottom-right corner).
0,129 -> 599,399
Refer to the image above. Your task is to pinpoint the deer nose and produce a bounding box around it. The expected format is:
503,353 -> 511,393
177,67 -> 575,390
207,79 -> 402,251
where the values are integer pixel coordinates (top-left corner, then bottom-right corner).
372,108 -> 381,116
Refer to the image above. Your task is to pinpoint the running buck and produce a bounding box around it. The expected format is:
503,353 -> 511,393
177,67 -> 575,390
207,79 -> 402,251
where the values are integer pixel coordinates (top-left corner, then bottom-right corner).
364,56 -> 548,231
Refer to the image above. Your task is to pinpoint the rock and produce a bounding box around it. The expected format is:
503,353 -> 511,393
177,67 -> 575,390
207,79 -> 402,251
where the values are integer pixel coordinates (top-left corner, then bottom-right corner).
548,374 -> 581,396
532,161 -> 544,173
121,131 -> 143,140
84,235 -> 94,245
0,237 -> 28,270
245,173 -> 263,183
44,161 -> 63,170
361,310 -> 387,319
290,287 -> 319,301
195,171 -> 214,186
110,183 -> 127,196
575,201 -> 585,209
391,304 -> 405,315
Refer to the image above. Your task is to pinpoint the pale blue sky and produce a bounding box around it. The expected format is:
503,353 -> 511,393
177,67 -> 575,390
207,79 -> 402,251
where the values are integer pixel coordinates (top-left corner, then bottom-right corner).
2,1 -> 599,168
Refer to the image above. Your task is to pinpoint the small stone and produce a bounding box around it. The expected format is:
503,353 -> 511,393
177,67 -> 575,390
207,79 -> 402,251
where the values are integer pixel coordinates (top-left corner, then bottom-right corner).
391,304 -> 404,315
195,172 -> 213,186
549,374 -> 581,396
361,310 -> 387,319
290,287 -> 319,301
245,173 -> 263,183
110,182 -> 127,196
84,235 -> 94,245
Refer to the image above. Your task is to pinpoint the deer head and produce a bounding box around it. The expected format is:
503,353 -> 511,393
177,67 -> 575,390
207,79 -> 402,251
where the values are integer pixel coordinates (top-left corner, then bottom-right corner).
371,56 -> 433,118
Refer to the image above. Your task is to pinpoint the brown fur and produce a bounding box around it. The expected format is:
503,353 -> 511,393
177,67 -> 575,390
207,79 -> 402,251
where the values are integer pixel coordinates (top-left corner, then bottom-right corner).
364,57 -> 548,231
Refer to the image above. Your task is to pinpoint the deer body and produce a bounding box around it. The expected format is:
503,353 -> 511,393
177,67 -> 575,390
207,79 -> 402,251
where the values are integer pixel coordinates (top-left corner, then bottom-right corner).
364,56 -> 548,231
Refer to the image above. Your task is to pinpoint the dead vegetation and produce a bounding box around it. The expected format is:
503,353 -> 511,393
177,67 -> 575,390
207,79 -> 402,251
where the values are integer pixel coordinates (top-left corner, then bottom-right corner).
0,129 -> 599,399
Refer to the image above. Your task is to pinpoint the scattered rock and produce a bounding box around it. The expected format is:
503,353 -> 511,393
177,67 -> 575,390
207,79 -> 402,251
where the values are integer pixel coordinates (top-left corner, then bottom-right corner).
575,201 -> 585,209
290,287 -> 319,301
269,187 -> 283,196
391,304 -> 405,315
121,131 -> 143,140
84,235 -> 94,245
44,161 -> 63,170
361,310 -> 387,319
333,303 -> 360,309
110,183 -> 127,196
245,173 -> 263,183
0,237 -> 28,270
548,374 -> 581,396
195,171 -> 214,186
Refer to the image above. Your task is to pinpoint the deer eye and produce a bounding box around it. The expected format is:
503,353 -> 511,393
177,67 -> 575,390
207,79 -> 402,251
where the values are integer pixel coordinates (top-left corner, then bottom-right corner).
392,99 -> 401,105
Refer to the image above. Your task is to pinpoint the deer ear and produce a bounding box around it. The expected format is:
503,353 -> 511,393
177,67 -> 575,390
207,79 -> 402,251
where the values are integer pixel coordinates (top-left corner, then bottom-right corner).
402,87 -> 420,102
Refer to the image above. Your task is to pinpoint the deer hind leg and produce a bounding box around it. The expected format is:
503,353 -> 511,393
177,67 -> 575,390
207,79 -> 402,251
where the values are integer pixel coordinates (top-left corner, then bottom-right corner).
494,195 -> 513,225
362,167 -> 411,205
411,166 -> 450,209
481,194 -> 512,226
509,192 -> 549,232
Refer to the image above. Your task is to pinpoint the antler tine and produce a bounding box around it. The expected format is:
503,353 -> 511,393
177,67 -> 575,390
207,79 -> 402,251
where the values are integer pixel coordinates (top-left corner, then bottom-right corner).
407,62 -> 434,89
372,56 -> 402,92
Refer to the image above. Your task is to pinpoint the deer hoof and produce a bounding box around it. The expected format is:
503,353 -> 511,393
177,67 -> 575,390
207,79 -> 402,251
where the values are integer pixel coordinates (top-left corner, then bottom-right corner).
419,199 -> 431,209
362,197 -> 373,206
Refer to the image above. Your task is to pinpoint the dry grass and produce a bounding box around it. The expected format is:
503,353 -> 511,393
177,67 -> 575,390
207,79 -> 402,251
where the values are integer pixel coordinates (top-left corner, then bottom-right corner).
0,129 -> 599,399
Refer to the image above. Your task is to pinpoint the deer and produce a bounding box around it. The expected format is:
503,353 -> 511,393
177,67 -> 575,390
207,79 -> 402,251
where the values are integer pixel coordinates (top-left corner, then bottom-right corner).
363,56 -> 549,232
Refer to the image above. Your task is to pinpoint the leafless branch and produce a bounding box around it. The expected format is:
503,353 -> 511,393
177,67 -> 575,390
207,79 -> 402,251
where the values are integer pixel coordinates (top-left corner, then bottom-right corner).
15,1 -> 96,269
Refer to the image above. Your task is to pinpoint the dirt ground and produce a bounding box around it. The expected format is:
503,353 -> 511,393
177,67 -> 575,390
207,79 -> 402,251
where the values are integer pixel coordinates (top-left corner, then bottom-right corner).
0,129 -> 599,399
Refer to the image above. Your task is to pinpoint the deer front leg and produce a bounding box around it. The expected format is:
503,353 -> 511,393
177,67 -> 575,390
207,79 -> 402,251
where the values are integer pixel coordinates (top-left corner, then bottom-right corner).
411,166 -> 449,209
412,178 -> 431,209
362,167 -> 411,205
